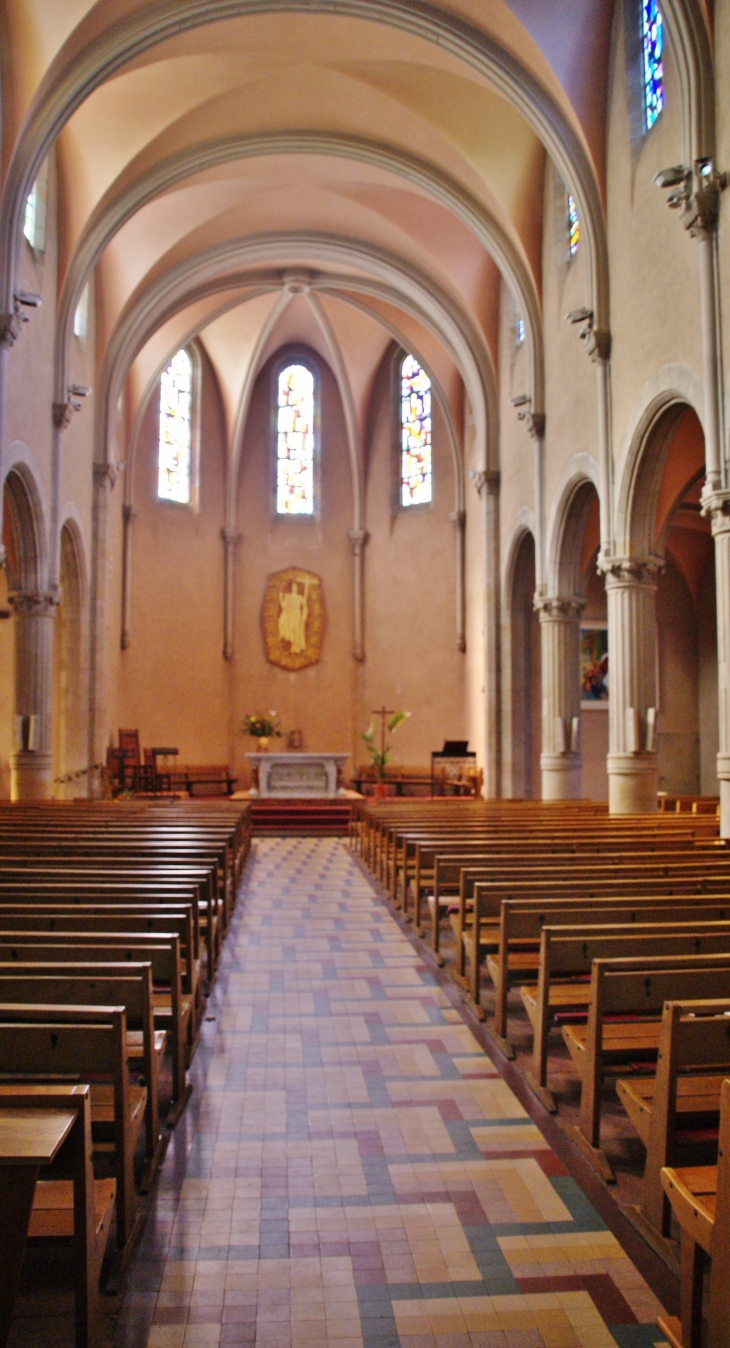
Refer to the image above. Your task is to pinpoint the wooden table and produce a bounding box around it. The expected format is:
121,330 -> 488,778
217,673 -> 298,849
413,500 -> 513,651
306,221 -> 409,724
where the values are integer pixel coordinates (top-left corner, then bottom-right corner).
0,1107 -> 76,1346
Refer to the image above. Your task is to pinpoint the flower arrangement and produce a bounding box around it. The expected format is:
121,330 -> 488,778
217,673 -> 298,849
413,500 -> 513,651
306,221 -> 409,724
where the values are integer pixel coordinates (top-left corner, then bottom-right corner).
242,711 -> 283,740
360,710 -> 410,780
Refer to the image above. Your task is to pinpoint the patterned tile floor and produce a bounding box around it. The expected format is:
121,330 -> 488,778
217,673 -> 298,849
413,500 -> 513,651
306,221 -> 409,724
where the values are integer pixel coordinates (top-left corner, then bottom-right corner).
114,837 -> 669,1348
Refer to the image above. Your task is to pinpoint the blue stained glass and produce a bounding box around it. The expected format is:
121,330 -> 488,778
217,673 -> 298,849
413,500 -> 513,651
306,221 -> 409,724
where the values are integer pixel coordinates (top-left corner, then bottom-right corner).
642,0 -> 664,130
516,317 -> 525,345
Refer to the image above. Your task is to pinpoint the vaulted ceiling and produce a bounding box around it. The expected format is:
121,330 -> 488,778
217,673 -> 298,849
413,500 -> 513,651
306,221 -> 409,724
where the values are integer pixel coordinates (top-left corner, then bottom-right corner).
2,0 -> 615,487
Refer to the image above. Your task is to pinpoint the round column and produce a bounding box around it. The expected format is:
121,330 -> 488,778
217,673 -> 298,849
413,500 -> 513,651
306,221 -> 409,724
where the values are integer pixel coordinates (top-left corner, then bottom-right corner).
537,597 -> 583,800
604,559 -> 659,814
705,493 -> 730,835
9,589 -> 57,800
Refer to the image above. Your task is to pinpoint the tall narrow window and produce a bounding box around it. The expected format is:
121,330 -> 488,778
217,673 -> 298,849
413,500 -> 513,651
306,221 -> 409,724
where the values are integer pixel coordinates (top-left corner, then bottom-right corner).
400,354 -> 432,507
158,348 -> 192,504
276,363 -> 315,515
641,0 -> 664,129
23,160 -> 48,255
73,283 -> 89,347
567,194 -> 580,257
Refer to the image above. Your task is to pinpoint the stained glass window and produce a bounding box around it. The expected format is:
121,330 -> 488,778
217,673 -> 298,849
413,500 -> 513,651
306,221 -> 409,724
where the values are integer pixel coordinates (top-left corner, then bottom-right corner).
158,348 -> 192,504
567,194 -> 580,257
642,0 -> 664,129
276,364 -> 315,515
400,354 -> 432,507
516,317 -> 525,346
23,164 -> 47,254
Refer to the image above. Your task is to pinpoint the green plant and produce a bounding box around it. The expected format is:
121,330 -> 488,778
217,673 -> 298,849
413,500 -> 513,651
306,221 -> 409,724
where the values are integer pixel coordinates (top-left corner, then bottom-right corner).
241,711 -> 283,739
360,710 -> 410,779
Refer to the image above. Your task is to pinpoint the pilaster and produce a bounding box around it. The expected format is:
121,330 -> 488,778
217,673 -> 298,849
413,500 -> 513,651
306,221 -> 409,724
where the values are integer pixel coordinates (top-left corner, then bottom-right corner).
348,528 -> 368,663
703,491 -> 730,834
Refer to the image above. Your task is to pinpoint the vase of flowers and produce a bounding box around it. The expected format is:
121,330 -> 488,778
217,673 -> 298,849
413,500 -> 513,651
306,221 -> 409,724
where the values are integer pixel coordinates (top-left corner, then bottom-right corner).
360,710 -> 410,796
242,711 -> 283,753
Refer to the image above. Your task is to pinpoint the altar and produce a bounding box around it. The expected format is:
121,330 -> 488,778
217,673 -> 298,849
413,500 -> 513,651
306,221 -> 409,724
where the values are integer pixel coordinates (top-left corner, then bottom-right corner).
246,752 -> 349,798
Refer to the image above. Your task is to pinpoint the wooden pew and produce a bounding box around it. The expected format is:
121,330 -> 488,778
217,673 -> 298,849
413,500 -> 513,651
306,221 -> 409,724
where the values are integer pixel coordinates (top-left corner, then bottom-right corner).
0,1083 -> 115,1348
0,905 -> 201,1048
0,935 -> 192,1123
0,1007 -> 141,1262
561,955 -> 730,1179
615,998 -> 730,1255
0,966 -> 165,1187
462,871 -> 730,1014
657,1076 -> 730,1348
516,923 -> 730,1109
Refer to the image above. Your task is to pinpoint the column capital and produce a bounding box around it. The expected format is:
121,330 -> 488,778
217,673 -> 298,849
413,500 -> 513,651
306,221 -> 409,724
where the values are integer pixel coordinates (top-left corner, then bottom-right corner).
564,309 -> 611,363
52,401 -> 73,430
701,487 -> 730,534
348,527 -> 368,556
8,589 -> 58,617
469,469 -> 500,498
599,554 -> 662,588
122,503 -> 138,524
509,396 -> 544,439
221,527 -> 240,546
93,461 -> 122,490
535,594 -> 585,622
449,509 -> 466,531
0,311 -> 22,348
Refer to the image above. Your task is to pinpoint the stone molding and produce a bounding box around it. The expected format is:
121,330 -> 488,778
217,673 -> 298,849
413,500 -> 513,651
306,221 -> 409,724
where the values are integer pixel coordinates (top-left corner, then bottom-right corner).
8,589 -> 58,617
535,595 -> 585,622
599,555 -> 662,588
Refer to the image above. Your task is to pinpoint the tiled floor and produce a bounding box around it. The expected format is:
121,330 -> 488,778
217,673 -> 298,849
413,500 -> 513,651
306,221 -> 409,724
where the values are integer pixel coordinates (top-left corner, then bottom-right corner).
114,837 -> 669,1348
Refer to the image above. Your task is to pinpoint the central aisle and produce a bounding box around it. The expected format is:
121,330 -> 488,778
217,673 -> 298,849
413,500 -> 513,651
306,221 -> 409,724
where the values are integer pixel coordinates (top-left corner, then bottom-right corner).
118,838 -> 666,1348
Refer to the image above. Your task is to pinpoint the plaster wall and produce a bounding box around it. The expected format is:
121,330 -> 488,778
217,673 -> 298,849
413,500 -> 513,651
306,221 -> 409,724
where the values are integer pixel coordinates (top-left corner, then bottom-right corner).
656,557 -> 701,794
115,345 -> 229,765
606,5 -> 702,482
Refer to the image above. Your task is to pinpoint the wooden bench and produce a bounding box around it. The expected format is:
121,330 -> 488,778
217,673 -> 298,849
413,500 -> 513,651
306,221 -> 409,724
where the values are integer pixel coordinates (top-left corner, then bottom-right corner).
0,935 -> 192,1124
0,966 -> 166,1187
561,955 -> 730,1180
0,1006 -> 141,1263
657,1075 -> 730,1348
516,922 -> 730,1109
616,998 -> 730,1255
0,1083 -> 115,1348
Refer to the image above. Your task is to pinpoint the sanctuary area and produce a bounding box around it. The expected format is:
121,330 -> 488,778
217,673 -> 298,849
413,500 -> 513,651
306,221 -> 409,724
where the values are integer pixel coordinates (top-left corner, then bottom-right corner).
2,2 -> 730,1347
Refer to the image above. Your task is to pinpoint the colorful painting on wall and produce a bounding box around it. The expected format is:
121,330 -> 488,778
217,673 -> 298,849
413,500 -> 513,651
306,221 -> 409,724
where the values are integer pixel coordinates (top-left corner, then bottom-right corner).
580,624 -> 609,706
262,568 -> 325,671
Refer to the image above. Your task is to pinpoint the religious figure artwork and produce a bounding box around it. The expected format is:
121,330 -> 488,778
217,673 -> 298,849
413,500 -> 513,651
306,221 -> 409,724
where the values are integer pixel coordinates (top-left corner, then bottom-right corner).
262,568 -> 325,670
580,624 -> 609,707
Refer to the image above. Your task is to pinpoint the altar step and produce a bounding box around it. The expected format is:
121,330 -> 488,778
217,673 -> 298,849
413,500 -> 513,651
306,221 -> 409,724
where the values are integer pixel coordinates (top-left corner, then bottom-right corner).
250,799 -> 352,835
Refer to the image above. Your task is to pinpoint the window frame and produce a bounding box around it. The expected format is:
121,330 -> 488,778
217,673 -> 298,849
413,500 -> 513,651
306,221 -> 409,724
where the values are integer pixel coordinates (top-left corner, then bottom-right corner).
391,348 -> 434,515
270,352 -> 321,522
156,343 -> 201,511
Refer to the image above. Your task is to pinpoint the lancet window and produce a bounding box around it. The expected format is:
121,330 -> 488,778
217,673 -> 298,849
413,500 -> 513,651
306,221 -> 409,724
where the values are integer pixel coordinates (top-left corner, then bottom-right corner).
641,0 -> 664,129
276,363 -> 316,515
567,194 -> 580,257
400,355 -> 432,507
158,348 -> 193,504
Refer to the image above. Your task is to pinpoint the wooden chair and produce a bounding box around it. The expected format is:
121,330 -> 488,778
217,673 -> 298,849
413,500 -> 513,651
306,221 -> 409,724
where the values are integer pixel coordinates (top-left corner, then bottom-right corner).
658,1076 -> 730,1348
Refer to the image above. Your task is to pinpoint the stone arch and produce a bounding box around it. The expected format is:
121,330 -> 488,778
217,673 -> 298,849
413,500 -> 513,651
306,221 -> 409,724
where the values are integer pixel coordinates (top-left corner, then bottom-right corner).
545,454 -> 601,598
613,364 -> 705,560
2,459 -> 47,593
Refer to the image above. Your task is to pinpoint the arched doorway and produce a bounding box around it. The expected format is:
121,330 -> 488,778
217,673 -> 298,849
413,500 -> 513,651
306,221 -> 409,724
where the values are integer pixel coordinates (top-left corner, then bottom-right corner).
53,522 -> 85,797
505,530 -> 541,798
2,465 -> 52,799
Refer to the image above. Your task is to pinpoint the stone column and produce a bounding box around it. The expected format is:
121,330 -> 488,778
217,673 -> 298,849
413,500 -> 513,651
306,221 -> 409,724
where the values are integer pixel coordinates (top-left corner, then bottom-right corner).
120,504 -> 137,650
703,494 -> 730,834
9,589 -> 57,799
537,596 -> 584,800
603,559 -> 659,814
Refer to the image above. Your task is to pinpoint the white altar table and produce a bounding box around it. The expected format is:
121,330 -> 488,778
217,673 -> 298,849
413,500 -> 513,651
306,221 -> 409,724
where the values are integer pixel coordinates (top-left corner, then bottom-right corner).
247,752 -> 349,798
